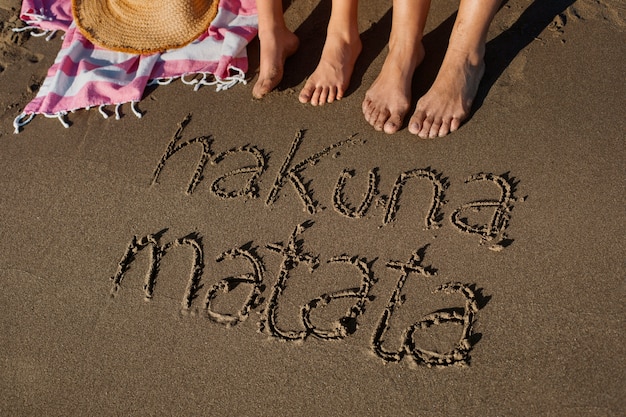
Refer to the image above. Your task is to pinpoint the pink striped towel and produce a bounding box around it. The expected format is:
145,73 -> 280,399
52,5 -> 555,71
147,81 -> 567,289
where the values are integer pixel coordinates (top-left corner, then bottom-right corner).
13,0 -> 258,133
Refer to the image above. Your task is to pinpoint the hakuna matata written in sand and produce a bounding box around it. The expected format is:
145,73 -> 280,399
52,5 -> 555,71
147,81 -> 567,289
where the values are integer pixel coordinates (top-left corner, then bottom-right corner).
108,118 -> 522,369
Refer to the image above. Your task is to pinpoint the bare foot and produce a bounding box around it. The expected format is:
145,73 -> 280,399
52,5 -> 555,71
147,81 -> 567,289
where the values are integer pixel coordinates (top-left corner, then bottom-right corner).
362,43 -> 425,134
298,30 -> 362,106
408,47 -> 485,138
252,28 -> 299,99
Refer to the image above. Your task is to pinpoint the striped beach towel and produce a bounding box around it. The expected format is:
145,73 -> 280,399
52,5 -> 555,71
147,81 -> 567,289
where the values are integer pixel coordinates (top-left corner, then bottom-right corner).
13,0 -> 258,133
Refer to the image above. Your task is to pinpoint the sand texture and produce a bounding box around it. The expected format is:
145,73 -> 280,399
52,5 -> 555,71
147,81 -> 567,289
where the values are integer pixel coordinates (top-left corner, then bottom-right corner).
1,0 -> 625,415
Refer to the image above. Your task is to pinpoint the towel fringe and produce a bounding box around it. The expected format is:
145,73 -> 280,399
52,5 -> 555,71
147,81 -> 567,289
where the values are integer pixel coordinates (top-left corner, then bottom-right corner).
14,102 -> 144,133
14,66 -> 247,133
15,112 -> 69,131
13,112 -> 70,134
216,67 -> 247,92
13,10 -> 57,41
150,67 -> 247,92
13,26 -> 55,40
180,74 -> 199,86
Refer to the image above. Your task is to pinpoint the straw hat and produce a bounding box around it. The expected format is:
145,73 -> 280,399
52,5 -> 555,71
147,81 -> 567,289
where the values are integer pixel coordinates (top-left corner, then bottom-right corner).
72,0 -> 219,54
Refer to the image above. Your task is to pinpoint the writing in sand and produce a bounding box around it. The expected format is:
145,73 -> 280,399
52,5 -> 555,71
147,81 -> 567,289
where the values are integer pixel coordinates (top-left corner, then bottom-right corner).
109,115 -> 521,368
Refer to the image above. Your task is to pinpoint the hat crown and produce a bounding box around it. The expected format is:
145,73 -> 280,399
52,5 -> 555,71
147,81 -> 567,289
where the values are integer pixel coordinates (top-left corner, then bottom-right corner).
106,0 -> 212,21
73,0 -> 219,53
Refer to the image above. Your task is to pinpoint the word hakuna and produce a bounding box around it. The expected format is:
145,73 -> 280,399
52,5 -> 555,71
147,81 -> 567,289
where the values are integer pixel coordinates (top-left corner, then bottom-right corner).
112,222 -> 483,368
150,119 -> 518,247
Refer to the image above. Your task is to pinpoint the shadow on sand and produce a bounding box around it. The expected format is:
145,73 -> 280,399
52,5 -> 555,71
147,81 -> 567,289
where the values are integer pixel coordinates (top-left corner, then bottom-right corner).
247,0 -> 577,122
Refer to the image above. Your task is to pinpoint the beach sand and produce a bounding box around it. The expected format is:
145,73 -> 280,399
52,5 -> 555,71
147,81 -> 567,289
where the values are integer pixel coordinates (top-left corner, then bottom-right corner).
1,0 -> 625,415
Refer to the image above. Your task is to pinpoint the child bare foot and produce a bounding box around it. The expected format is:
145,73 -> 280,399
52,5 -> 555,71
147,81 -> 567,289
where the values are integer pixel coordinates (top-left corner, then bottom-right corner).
408,47 -> 486,138
362,43 -> 425,134
298,30 -> 362,106
252,28 -> 299,99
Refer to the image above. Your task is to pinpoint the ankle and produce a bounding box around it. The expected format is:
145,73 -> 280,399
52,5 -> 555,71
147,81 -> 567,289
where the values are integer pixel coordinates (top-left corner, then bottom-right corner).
447,32 -> 486,65
258,24 -> 291,40
387,39 -> 424,69
445,43 -> 485,67
326,23 -> 361,44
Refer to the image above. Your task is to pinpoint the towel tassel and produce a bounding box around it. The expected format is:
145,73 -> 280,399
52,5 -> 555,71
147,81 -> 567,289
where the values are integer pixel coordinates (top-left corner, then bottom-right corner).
131,102 -> 143,119
13,112 -> 35,134
148,77 -> 174,86
44,112 -> 69,128
98,105 -> 110,119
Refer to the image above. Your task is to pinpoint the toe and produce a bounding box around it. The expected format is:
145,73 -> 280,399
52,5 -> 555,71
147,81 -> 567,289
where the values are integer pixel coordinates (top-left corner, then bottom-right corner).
408,109 -> 425,135
335,87 -> 344,101
326,87 -> 337,104
365,108 -> 379,127
316,87 -> 329,106
252,84 -> 265,100
438,118 -> 453,137
252,78 -> 272,99
374,110 -> 389,132
450,117 -> 462,133
362,98 -> 372,117
299,83 -> 314,104
309,87 -> 322,106
383,113 -> 403,134
428,119 -> 442,139
418,116 -> 433,139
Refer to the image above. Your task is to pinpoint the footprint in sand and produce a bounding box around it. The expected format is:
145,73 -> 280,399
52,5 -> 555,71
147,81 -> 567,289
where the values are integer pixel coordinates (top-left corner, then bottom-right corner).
568,0 -> 626,29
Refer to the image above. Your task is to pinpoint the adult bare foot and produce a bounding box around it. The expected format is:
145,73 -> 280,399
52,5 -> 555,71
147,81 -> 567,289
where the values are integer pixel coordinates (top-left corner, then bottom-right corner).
362,43 -> 425,134
298,30 -> 362,106
408,47 -> 485,138
252,28 -> 299,99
